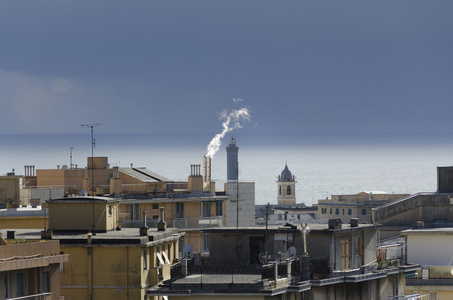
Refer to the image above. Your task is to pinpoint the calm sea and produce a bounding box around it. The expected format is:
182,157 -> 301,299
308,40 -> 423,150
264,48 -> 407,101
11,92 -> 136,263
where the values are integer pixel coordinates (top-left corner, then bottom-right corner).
1,133 -> 451,206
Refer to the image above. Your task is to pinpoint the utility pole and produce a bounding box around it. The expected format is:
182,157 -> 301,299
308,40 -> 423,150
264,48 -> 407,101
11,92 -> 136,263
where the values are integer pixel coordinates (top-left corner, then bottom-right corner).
82,123 -> 102,234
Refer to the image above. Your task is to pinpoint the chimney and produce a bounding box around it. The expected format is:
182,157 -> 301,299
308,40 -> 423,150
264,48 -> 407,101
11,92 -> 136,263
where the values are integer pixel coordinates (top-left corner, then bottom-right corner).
328,219 -> 342,230
188,164 -> 203,192
350,218 -> 359,227
113,166 -> 119,178
157,207 -> 167,231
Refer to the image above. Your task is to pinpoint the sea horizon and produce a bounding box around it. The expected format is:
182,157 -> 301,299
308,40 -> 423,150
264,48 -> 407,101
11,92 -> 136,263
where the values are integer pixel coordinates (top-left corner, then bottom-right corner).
1,132 -> 451,206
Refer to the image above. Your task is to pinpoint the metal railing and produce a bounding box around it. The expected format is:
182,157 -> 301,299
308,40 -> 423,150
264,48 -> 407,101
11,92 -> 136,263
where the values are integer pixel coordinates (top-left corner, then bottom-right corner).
120,216 -> 225,229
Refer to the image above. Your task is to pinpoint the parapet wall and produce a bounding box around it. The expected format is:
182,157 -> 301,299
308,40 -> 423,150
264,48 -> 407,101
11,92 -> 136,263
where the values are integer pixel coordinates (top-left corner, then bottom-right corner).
373,193 -> 453,225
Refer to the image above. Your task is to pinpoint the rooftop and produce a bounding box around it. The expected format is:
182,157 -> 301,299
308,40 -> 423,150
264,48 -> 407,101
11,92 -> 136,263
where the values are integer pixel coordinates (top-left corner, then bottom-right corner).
0,227 -> 182,246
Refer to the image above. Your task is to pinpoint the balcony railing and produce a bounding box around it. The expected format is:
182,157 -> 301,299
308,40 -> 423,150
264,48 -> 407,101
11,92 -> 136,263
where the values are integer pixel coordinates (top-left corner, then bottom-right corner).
167,217 -> 225,229
120,216 -> 225,229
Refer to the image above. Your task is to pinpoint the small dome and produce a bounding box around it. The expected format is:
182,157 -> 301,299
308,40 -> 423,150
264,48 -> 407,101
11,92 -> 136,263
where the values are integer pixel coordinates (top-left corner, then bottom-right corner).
279,164 -> 295,182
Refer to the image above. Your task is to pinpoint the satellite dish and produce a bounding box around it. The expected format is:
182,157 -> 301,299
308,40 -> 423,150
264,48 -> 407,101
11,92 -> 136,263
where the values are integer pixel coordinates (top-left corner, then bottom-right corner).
182,244 -> 193,258
288,246 -> 297,257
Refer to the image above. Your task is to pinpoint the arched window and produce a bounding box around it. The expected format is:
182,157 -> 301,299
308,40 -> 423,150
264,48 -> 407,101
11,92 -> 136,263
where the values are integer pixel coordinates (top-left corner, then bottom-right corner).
287,185 -> 291,195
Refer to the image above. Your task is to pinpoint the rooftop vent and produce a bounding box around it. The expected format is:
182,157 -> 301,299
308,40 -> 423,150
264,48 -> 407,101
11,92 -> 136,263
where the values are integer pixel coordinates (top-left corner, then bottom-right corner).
328,219 -> 342,230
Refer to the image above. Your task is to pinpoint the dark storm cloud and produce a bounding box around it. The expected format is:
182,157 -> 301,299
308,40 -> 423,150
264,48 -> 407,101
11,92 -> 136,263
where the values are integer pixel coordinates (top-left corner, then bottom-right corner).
0,1 -> 452,138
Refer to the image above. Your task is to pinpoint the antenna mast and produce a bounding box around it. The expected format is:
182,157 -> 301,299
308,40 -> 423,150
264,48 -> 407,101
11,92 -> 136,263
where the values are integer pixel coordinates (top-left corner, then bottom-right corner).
70,147 -> 74,169
81,123 -> 103,234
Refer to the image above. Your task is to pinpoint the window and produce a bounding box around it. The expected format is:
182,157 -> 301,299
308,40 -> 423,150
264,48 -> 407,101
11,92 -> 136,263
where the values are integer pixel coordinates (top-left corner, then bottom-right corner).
108,205 -> 112,216
176,202 -> 184,219
335,208 -> 339,215
358,237 -> 364,256
16,273 -> 24,297
143,249 -> 148,270
348,209 -> 352,215
202,202 -> 211,218
4,274 -> 8,298
329,208 -> 332,214
428,291 -> 438,300
279,186 -> 282,195
203,234 -> 210,252
179,236 -> 185,255
342,209 -> 345,215
341,238 -> 350,269
43,271 -> 50,293
362,209 -> 366,215
287,185 -> 291,195
153,204 -> 158,209
215,202 -> 223,216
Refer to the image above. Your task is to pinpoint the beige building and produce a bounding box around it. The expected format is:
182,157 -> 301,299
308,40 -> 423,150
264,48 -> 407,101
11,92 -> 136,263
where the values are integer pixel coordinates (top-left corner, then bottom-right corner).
20,156 -> 255,254
318,191 -> 409,224
0,232 -> 68,300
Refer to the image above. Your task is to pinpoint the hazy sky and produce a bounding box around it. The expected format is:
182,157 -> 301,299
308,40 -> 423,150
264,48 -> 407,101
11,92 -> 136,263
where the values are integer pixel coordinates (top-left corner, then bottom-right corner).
1,1 -> 452,142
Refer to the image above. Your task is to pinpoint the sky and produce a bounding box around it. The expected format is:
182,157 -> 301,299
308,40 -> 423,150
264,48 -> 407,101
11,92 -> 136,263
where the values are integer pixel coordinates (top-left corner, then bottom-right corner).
1,1 -> 453,146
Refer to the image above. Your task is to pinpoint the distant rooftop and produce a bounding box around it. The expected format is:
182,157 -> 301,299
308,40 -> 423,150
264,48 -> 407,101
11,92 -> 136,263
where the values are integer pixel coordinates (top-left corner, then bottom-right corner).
120,167 -> 171,182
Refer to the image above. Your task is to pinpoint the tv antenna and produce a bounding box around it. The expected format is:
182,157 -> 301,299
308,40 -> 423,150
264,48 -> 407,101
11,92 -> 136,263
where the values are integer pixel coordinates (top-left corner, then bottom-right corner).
81,123 -> 103,234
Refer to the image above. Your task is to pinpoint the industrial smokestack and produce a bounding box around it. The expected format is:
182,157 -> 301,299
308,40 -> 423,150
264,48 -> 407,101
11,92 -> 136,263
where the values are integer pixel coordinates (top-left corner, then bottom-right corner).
226,137 -> 239,181
203,156 -> 211,182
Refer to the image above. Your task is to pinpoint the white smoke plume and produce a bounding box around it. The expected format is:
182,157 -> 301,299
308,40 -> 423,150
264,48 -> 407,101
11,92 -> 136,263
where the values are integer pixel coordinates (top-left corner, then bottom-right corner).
206,107 -> 251,158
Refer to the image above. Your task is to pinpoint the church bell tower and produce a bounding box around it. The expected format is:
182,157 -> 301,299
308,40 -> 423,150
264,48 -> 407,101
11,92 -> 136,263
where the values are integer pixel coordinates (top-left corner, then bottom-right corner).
277,163 -> 297,205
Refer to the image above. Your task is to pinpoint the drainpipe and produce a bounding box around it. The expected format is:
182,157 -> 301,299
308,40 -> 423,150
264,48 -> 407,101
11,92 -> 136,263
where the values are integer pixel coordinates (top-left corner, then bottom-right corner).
330,235 -> 335,272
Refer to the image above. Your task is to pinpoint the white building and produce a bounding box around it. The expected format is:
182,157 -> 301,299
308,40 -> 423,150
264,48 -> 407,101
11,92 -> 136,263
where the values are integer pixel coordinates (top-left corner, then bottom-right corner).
225,181 -> 255,227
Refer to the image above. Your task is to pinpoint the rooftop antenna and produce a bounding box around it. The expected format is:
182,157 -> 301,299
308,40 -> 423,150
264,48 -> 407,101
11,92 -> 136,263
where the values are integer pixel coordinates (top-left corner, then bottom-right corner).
81,123 -> 103,234
70,146 -> 74,169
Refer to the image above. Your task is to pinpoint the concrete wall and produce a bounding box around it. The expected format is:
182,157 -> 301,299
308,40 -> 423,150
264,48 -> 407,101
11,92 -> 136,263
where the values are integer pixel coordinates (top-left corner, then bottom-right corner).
363,229 -> 378,266
225,182 -> 255,227
373,193 -> 453,225
405,233 -> 453,265
49,201 -> 118,232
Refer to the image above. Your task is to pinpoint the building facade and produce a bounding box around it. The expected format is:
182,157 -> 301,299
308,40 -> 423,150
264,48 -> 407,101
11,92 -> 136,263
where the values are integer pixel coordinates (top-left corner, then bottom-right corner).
318,191 -> 409,225
0,233 -> 68,300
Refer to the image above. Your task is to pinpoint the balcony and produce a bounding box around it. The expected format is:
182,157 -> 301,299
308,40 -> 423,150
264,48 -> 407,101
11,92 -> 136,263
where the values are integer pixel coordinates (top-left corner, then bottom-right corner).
148,257 -> 310,296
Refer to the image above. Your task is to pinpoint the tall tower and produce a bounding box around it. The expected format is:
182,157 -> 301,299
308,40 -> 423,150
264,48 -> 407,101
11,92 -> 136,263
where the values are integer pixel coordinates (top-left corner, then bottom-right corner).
277,163 -> 297,205
226,136 -> 239,181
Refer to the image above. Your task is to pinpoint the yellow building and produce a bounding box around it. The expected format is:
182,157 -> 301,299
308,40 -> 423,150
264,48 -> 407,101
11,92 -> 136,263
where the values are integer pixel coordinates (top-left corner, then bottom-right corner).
11,195 -> 183,300
0,232 -> 69,300
119,165 -> 229,253
57,228 -> 181,300
0,172 -> 22,208
0,206 -> 48,229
